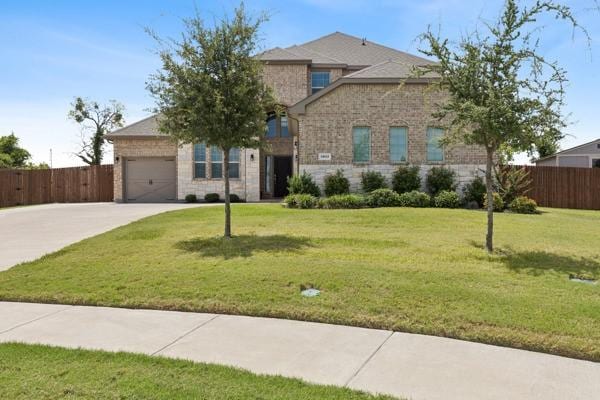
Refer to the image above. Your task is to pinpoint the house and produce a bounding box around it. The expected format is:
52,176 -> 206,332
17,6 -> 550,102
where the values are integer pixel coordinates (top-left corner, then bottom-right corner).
535,138 -> 600,168
106,32 -> 487,203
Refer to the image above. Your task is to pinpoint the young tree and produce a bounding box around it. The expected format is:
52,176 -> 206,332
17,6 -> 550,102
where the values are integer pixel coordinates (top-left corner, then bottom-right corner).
0,133 -> 32,168
147,4 -> 275,238
418,0 -> 587,252
68,97 -> 125,165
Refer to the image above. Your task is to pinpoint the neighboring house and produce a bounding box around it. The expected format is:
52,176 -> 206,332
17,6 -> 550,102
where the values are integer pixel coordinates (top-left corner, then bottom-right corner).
535,138 -> 600,168
106,32 -> 487,203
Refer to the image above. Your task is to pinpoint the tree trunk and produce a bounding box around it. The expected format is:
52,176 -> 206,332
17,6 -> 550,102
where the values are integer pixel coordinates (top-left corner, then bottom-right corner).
485,148 -> 494,253
92,127 -> 103,165
223,148 -> 231,238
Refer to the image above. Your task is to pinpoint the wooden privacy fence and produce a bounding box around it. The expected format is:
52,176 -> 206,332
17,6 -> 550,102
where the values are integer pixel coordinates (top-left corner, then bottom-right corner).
0,165 -> 113,207
513,165 -> 600,210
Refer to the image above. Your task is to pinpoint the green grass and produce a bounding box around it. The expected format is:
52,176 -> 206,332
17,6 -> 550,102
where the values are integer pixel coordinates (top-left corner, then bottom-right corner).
0,343 -> 394,399
0,205 -> 599,361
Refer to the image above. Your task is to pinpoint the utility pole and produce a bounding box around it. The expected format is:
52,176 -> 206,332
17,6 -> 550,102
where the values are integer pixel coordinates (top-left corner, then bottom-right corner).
49,148 -> 53,169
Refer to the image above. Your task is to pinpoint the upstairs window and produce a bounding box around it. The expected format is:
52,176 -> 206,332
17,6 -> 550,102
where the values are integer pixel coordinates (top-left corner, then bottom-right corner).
353,127 -> 371,163
266,114 -> 277,138
193,143 -> 206,178
311,71 -> 330,94
426,127 -> 444,162
210,146 -> 223,178
281,115 -> 289,137
389,127 -> 408,163
229,148 -> 240,178
265,113 -> 289,138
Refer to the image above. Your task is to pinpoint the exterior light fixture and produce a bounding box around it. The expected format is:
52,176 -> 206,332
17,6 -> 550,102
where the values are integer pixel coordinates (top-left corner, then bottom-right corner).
250,153 -> 255,161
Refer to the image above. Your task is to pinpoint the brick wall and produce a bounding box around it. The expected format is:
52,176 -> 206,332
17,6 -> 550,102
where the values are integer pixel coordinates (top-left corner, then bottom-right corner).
262,64 -> 309,106
112,137 -> 178,202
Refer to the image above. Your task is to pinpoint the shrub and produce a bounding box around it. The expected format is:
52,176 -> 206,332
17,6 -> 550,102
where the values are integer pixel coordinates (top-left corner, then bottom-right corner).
284,194 -> 319,209
204,193 -> 220,203
366,188 -> 401,208
361,171 -> 387,193
483,192 -> 504,212
434,190 -> 460,208
319,194 -> 365,209
287,171 -> 321,197
184,194 -> 197,203
398,190 -> 431,208
426,167 -> 457,196
495,166 -> 531,206
392,166 -> 421,194
324,169 -> 350,196
229,194 -> 241,203
462,176 -> 487,208
509,196 -> 538,214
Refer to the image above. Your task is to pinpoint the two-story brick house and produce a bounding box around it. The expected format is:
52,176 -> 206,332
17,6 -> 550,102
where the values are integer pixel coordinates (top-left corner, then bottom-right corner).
107,32 -> 486,202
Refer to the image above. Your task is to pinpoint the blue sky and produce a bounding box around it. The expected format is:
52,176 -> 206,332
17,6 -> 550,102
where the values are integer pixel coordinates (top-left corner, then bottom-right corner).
0,0 -> 598,167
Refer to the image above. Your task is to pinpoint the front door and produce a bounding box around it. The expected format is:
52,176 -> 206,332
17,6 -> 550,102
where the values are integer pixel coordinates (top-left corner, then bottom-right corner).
273,156 -> 293,198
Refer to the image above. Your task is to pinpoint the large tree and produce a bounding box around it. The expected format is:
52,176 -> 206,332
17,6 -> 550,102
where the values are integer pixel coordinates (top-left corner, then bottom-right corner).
418,0 -> 587,252
0,133 -> 32,168
147,4 -> 275,238
68,97 -> 125,165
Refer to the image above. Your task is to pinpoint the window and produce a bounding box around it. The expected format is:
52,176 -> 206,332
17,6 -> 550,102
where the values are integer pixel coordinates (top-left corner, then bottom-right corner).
593,159 -> 600,168
311,71 -> 330,94
229,148 -> 240,178
353,127 -> 371,163
210,146 -> 223,178
281,115 -> 289,137
193,143 -> 206,178
426,127 -> 444,161
389,127 -> 408,163
266,114 -> 277,138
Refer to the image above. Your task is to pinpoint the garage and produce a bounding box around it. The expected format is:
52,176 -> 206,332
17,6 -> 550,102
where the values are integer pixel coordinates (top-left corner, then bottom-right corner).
125,157 -> 176,202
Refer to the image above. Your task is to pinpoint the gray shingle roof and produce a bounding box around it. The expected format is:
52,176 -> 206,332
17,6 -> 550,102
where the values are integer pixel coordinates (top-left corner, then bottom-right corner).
260,32 -> 433,67
105,115 -> 165,138
344,60 -> 439,79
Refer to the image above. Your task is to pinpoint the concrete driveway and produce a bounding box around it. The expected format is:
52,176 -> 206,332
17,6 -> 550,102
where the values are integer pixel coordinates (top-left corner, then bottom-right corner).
0,202 -> 212,271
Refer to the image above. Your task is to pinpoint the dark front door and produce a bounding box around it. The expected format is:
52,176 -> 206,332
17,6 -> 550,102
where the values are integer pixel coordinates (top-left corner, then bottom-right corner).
273,156 -> 293,197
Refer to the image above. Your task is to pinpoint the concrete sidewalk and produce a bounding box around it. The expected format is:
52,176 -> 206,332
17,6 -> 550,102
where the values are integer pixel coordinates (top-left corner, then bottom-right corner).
0,302 -> 597,400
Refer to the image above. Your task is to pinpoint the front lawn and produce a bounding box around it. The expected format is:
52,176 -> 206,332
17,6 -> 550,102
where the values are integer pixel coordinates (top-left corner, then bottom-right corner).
0,343 -> 393,399
0,205 -> 598,361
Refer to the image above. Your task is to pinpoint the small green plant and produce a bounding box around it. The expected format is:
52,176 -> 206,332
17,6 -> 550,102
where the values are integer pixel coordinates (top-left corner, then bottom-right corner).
284,194 -> 319,209
483,192 -> 504,212
392,165 -> 421,194
319,194 -> 365,209
426,167 -> 457,196
229,194 -> 241,203
287,171 -> 321,197
366,188 -> 401,208
462,176 -> 486,208
509,196 -> 538,214
495,166 -> 531,206
184,194 -> 197,203
398,190 -> 431,207
324,169 -> 350,197
360,171 -> 387,193
204,193 -> 220,203
434,190 -> 460,208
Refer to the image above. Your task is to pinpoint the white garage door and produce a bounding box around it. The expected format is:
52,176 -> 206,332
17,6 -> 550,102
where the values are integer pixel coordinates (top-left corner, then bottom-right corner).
125,158 -> 176,202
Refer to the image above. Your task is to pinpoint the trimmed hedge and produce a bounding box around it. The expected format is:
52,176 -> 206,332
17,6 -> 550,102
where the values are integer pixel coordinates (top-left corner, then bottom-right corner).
463,176 -> 486,208
284,194 -> 319,209
392,166 -> 421,194
398,191 -> 431,207
184,194 -> 197,203
287,172 -> 321,197
229,194 -> 242,203
366,188 -> 401,207
204,193 -> 220,203
324,169 -> 350,196
361,171 -> 387,193
426,167 -> 457,196
483,192 -> 504,212
319,194 -> 365,209
434,190 -> 460,208
509,196 -> 538,214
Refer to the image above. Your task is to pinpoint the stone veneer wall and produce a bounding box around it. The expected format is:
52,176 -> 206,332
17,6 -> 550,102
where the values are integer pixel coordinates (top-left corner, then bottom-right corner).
177,144 -> 260,202
300,164 -> 485,193
112,137 -> 178,202
262,64 -> 309,106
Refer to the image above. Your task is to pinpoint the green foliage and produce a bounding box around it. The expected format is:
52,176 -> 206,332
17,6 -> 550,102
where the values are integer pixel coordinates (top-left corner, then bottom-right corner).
0,133 -> 31,168
398,191 -> 431,208
484,192 -> 504,212
509,196 -> 538,214
434,190 -> 460,208
229,194 -> 242,203
319,194 -> 365,209
462,176 -> 487,208
361,171 -> 387,193
205,193 -> 220,203
324,169 -> 350,197
287,172 -> 321,197
425,167 -> 456,196
284,194 -> 319,209
392,165 -> 421,194
185,194 -> 197,203
495,167 -> 531,206
68,97 -> 125,165
366,189 -> 401,208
